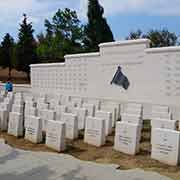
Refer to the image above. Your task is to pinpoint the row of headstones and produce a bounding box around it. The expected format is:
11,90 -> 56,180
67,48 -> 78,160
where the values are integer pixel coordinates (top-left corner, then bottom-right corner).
121,103 -> 180,166
0,91 -> 180,166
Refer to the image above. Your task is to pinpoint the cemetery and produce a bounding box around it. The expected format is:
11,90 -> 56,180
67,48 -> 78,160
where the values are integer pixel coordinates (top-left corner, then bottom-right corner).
0,39 -> 180,180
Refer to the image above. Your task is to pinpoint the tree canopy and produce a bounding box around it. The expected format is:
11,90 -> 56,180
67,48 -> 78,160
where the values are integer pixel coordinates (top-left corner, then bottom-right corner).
83,0 -> 114,51
0,33 -> 15,78
16,14 -> 38,79
126,29 -> 178,48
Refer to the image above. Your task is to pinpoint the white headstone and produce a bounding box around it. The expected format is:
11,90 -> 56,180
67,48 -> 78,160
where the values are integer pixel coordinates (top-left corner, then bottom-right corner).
39,109 -> 56,131
25,116 -> 43,143
152,105 -> 169,113
55,105 -> 68,121
152,111 -> 172,120
25,100 -> 36,108
83,103 -> 95,117
114,122 -> 141,155
25,107 -> 37,117
121,113 -> 142,125
12,105 -> 24,114
37,103 -> 49,110
8,112 -> 24,137
0,103 -> 10,111
71,108 -> 87,130
46,120 -> 66,152
151,118 -> 177,131
151,128 -> 180,166
61,113 -> 78,140
96,111 -> 112,136
0,110 -> 8,131
100,105 -> 117,127
84,116 -> 105,147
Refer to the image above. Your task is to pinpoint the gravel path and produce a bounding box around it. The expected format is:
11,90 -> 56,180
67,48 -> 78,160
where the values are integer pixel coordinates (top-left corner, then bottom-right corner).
0,139 -> 172,180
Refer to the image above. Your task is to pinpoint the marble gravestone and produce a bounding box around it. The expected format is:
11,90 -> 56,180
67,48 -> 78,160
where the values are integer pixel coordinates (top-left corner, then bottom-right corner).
114,122 -> 141,155
61,113 -> 78,140
123,103 -> 142,117
0,110 -> 8,131
100,105 -> 117,127
95,110 -> 112,136
151,128 -> 180,166
8,112 -> 24,137
55,105 -> 68,121
25,100 -> 36,108
84,117 -> 106,147
25,116 -> 43,143
38,109 -> 56,131
121,113 -> 142,125
71,107 -> 87,130
151,119 -> 177,131
25,107 -> 37,117
82,103 -> 95,117
12,105 -> 24,114
46,120 -> 66,152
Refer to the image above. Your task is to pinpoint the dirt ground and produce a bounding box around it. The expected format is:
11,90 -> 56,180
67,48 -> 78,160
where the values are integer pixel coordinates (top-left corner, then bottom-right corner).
0,68 -> 29,84
0,121 -> 180,180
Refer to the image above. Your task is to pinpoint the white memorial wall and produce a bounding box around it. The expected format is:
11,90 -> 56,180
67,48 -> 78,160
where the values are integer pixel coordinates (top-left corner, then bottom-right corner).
30,39 -> 180,119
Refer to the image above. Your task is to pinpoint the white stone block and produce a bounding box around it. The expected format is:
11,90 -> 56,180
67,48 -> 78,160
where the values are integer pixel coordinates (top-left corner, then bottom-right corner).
49,99 -> 60,109
151,118 -> 177,131
0,110 -> 8,131
151,128 -> 180,166
37,103 -> 49,110
83,103 -> 95,117
84,116 -> 106,147
37,97 -> 47,104
13,99 -> 24,106
25,101 -> 36,108
25,106 -> 37,116
60,95 -> 71,105
121,113 -> 142,125
0,103 -> 10,111
61,113 -> 78,140
55,105 -> 68,121
46,120 -> 66,152
8,112 -> 24,137
71,108 -> 87,130
71,97 -> 83,108
152,105 -> 169,113
96,111 -> 112,136
25,116 -> 43,143
100,105 -> 117,127
39,109 -> 56,131
152,111 -> 172,120
114,122 -> 141,155
12,105 -> 24,114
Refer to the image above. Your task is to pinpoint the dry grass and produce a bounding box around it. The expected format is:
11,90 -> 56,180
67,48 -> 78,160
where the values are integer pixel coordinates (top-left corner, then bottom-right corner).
0,120 -> 180,180
0,67 -> 29,84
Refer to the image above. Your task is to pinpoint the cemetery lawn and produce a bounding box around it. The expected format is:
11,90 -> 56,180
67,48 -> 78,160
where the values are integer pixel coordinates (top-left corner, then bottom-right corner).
0,121 -> 180,180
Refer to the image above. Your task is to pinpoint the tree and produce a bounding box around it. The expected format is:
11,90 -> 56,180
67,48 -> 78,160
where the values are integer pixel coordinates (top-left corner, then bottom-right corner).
16,14 -> 38,80
126,29 -> 177,48
37,8 -> 84,62
126,29 -> 144,40
0,33 -> 15,78
84,0 -> 114,51
145,29 -> 177,48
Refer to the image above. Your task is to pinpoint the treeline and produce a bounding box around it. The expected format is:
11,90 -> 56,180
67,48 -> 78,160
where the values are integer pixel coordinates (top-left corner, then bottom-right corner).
0,0 -> 114,79
0,0 -> 179,80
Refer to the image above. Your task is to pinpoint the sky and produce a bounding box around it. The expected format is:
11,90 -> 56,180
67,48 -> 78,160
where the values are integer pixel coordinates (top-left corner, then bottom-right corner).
0,0 -> 180,41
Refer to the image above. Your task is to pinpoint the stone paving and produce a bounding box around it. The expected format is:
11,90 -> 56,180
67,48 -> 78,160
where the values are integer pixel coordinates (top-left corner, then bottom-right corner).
0,139 -> 171,180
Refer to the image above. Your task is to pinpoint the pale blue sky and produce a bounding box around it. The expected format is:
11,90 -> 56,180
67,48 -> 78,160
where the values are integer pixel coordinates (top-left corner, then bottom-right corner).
0,0 -> 180,41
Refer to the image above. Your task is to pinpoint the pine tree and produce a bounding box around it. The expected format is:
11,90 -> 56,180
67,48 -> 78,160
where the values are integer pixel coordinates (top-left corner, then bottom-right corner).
0,33 -> 15,78
84,0 -> 114,51
16,14 -> 38,80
